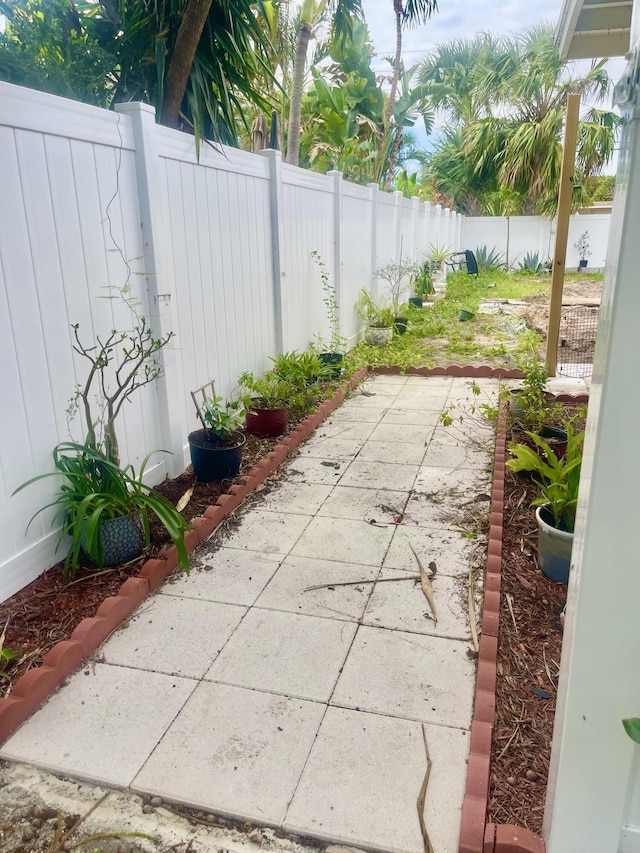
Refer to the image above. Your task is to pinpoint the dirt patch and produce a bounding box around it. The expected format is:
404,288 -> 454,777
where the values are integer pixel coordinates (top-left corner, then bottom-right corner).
520,278 -> 602,343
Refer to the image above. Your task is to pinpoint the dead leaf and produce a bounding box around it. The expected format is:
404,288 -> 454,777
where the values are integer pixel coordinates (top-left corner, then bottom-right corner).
410,544 -> 437,625
176,486 -> 194,513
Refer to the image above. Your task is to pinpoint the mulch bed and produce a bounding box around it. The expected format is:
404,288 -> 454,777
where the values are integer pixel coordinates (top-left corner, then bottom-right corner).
488,402 -> 586,833
0,429 -> 293,698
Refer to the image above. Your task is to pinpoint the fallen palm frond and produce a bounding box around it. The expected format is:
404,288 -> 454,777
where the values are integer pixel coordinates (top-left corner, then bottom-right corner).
303,575 -> 419,593
468,568 -> 479,653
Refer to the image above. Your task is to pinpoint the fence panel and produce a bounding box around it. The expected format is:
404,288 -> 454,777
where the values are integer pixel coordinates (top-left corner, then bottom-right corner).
0,82 -> 461,602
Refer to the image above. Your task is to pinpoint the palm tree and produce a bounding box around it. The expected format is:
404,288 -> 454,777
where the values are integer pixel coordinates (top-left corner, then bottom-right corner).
285,0 -> 362,166
422,24 -> 620,215
381,0 -> 438,187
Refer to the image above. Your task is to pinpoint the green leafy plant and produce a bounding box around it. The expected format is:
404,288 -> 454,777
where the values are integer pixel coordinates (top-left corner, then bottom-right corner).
440,380 -> 499,428
13,443 -> 190,576
356,289 -> 395,328
517,252 -> 547,275
623,718 -> 640,745
201,396 -> 246,442
475,245 -> 505,271
311,251 -> 347,354
510,357 -> 562,434
238,371 -> 293,410
411,262 -> 435,298
506,423 -> 584,531
270,350 -> 333,385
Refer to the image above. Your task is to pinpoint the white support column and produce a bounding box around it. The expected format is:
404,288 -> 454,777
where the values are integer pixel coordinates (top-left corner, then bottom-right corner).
327,170 -> 343,339
394,191 -> 404,262
423,201 -> 432,253
114,102 -> 184,476
457,212 -> 464,251
434,204 -> 442,248
410,196 -> 420,260
368,182 -> 380,299
443,207 -> 452,248
543,66 -> 640,853
260,149 -> 285,353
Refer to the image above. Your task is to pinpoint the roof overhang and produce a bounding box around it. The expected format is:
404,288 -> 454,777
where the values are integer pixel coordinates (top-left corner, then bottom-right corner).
556,0 -> 632,59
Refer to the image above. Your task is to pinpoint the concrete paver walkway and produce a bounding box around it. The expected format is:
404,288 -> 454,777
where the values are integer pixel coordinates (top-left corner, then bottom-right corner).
1,375 -> 499,853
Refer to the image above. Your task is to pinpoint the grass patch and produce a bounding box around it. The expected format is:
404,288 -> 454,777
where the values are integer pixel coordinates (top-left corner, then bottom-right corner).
346,270 -> 544,371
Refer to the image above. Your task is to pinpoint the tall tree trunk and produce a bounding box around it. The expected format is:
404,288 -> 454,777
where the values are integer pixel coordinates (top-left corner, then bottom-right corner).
285,11 -> 314,165
161,0 -> 214,128
385,124 -> 404,191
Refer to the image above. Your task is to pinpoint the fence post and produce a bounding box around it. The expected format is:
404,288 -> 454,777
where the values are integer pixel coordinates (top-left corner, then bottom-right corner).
409,197 -> 419,260
260,149 -> 285,353
394,191 -> 404,262
423,201 -> 432,253
327,170 -> 343,338
368,182 -> 380,299
114,102 -> 184,477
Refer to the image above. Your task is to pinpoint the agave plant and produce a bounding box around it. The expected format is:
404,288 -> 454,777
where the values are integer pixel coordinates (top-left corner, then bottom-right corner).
475,245 -> 504,271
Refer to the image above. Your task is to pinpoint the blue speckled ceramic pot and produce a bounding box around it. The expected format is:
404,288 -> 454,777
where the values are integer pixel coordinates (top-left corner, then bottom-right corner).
82,512 -> 145,567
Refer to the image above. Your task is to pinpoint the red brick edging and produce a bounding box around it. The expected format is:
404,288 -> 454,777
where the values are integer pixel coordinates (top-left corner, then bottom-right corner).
0,367 -> 371,745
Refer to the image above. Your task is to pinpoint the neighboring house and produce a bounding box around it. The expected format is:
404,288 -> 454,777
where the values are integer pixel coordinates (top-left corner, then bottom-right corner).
543,2 -> 640,851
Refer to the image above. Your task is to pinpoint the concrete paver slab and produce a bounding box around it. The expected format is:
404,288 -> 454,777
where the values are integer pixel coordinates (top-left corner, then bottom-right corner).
317,485 -> 409,523
383,526 -> 474,576
362,569 -> 471,641
1,664 -> 195,787
166,548 -> 284,606
285,457 -> 349,484
308,419 -> 377,442
132,682 -> 325,826
103,595 -> 245,679
413,465 -> 486,500
357,440 -> 426,466
324,406 -> 383,422
342,393 -> 397,409
338,459 -> 419,491
255,555 -> 378,621
257,482 -> 333,516
403,493 -> 460,529
284,706 -> 469,853
379,409 -> 442,426
206,609 -> 356,702
223,510 -> 312,554
368,421 -> 434,444
332,626 -> 474,728
389,395 -> 448,412
298,439 -> 364,461
422,442 -> 490,469
291,516 -> 395,566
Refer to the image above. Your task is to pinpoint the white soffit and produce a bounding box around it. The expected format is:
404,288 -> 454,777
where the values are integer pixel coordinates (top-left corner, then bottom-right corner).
556,0 -> 632,59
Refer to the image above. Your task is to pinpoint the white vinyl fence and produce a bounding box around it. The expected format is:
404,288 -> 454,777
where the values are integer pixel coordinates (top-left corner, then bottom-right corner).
462,213 -> 611,270
0,82 -> 462,602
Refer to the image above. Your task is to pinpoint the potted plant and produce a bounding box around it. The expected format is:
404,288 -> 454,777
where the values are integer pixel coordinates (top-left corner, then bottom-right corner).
13,443 -> 190,575
427,242 -> 455,284
410,262 -> 434,307
506,424 -> 584,583
269,350 -> 332,417
189,384 -> 247,481
574,231 -> 592,269
238,370 -> 292,436
376,259 -> 414,334
312,250 -> 347,375
13,288 -> 190,575
356,289 -> 394,346
509,357 -> 566,455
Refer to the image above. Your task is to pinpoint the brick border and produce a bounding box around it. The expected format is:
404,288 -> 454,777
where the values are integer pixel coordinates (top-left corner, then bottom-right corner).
0,367 -> 370,745
371,365 -> 526,379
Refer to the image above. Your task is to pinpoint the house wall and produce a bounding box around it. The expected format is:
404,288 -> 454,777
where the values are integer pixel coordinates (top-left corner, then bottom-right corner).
0,81 -> 462,603
462,213 -> 611,269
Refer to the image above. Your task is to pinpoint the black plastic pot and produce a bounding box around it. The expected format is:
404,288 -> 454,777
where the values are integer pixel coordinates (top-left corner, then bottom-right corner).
394,316 -> 408,335
319,352 -> 344,377
408,297 -> 423,308
246,405 -> 289,437
188,429 -> 245,482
